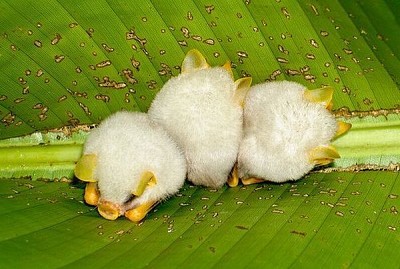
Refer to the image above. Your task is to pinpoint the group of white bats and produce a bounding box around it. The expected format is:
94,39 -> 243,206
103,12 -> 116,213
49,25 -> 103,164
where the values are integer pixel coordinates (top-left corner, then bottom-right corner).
74,49 -> 352,222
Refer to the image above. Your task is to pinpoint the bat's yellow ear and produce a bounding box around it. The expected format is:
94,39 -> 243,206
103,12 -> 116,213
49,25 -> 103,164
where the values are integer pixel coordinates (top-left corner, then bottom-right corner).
309,145 -> 340,166
234,77 -> 252,107
304,86 -> 334,110
74,154 -> 97,182
335,121 -> 352,138
181,49 -> 209,73
132,171 -> 157,197
222,61 -> 234,78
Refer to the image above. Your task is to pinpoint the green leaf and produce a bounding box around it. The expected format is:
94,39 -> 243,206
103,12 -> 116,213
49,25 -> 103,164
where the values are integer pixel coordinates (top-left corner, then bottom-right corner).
0,172 -> 399,268
1,0 -> 400,140
0,0 -> 399,179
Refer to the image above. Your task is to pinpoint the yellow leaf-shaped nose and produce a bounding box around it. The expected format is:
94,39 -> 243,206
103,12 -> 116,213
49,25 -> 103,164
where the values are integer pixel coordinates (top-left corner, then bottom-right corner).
132,171 -> 157,197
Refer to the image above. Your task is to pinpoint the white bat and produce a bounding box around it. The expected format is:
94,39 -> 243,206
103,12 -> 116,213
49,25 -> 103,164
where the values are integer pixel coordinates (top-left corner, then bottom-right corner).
148,49 -> 251,188
74,111 -> 186,222
236,80 -> 351,185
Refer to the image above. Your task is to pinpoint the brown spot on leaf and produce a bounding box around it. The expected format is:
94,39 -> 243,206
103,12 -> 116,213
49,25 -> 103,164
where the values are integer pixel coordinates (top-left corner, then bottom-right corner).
51,33 -> 62,45
2,113 -> 15,126
291,230 -> 306,236
34,40 -> 43,48
205,5 -> 215,14
98,77 -> 127,89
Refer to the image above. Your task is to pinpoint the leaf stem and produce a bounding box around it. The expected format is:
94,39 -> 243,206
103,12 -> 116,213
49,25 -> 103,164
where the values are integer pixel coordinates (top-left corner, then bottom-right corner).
0,114 -> 399,180
333,114 -> 400,168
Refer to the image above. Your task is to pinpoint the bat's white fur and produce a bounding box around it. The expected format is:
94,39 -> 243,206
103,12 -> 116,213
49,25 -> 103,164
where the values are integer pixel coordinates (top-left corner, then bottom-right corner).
83,111 -> 186,208
148,67 -> 242,188
238,81 -> 337,182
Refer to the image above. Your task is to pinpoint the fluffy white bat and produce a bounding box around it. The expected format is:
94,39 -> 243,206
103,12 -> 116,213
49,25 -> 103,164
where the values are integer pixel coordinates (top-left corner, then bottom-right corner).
74,111 -> 186,222
237,80 -> 351,185
148,49 -> 251,188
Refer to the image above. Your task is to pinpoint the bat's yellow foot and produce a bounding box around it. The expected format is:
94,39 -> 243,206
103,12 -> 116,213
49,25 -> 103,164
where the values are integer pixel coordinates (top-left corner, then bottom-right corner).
98,201 -> 121,221
84,182 -> 100,206
125,200 -> 158,222
241,177 -> 264,185
227,163 -> 239,187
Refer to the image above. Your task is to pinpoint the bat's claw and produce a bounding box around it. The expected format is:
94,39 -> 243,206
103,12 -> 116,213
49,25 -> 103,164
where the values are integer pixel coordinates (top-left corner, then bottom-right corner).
227,163 -> 239,187
98,201 -> 121,220
241,177 -> 264,185
125,200 -> 158,222
84,182 -> 100,206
